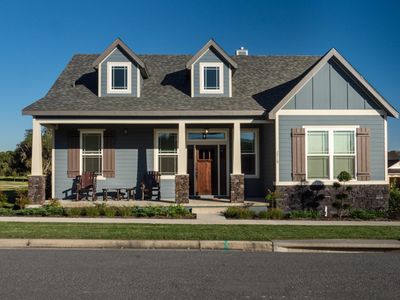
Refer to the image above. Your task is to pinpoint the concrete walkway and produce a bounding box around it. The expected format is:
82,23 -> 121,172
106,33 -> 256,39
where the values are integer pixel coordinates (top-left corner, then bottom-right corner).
1,214 -> 400,226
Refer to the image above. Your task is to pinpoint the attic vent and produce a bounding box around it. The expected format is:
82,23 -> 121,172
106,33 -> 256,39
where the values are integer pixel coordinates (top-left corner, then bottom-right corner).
235,46 -> 248,56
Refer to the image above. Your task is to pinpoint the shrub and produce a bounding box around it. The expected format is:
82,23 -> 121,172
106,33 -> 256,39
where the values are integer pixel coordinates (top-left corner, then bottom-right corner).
15,208 -> 49,216
349,209 -> 387,220
224,207 -> 256,219
48,199 -> 61,208
389,187 -> 400,219
0,208 -> 16,216
257,210 -> 268,219
15,188 -> 30,209
103,206 -> 117,217
287,210 -> 322,219
265,189 -> 281,209
83,206 -> 100,217
0,191 -> 8,203
43,205 -> 65,216
265,208 -> 284,220
65,207 -> 84,217
116,206 -> 132,217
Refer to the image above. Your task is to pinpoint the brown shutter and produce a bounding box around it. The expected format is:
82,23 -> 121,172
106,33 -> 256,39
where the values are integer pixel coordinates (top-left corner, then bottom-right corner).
67,131 -> 80,178
103,131 -> 115,178
291,128 -> 306,181
356,128 -> 371,181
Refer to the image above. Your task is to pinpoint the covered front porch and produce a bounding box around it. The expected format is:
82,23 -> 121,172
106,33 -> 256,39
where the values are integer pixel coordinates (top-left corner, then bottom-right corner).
29,118 -> 269,204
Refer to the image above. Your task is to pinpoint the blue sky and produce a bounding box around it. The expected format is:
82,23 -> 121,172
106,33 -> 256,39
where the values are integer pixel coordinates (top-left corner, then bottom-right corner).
0,0 -> 399,151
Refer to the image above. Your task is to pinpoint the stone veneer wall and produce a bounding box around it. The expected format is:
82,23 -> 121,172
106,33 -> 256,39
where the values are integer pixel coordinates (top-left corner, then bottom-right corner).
175,174 -> 189,204
28,175 -> 46,204
275,184 -> 389,213
230,174 -> 244,203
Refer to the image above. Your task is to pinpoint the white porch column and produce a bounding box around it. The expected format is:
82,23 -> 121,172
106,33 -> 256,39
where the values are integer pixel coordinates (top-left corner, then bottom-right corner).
31,118 -> 43,176
231,121 -> 244,203
232,121 -> 242,174
175,122 -> 189,203
177,122 -> 187,174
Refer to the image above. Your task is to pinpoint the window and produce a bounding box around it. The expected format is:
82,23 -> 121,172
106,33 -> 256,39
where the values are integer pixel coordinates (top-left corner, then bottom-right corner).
81,131 -> 103,175
306,128 -> 356,180
107,62 -> 131,93
200,62 -> 224,94
112,66 -> 127,90
241,129 -> 258,177
188,131 -> 226,140
156,131 -> 178,176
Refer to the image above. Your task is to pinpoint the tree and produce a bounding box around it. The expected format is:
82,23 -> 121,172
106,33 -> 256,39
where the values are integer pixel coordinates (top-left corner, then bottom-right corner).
11,128 -> 53,176
332,171 -> 352,219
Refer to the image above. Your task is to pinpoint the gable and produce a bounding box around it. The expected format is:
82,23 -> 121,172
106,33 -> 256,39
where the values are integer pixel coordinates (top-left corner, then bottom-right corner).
283,59 -> 380,110
192,48 -> 231,97
99,47 -> 140,97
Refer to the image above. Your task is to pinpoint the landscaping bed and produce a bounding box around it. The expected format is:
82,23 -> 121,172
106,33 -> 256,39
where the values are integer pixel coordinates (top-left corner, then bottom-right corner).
224,206 -> 393,221
0,203 -> 195,219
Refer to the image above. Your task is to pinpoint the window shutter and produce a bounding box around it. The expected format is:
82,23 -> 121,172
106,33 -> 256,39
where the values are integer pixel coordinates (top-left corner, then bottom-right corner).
291,128 -> 306,181
356,128 -> 371,181
67,131 -> 80,178
103,131 -> 115,178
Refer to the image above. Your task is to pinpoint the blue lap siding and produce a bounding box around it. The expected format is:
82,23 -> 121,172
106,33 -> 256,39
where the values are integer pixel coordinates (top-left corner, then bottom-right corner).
54,125 -> 175,200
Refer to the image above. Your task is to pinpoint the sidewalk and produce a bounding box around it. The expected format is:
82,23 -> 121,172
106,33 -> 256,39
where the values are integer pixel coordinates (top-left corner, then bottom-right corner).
1,214 -> 400,226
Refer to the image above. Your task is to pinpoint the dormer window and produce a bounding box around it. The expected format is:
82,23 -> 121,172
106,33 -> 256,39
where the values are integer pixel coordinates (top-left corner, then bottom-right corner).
107,62 -> 131,94
200,62 -> 224,94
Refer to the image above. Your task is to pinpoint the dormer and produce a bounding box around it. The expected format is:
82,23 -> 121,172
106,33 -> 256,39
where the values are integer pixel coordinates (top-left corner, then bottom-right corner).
186,39 -> 237,97
92,38 -> 149,97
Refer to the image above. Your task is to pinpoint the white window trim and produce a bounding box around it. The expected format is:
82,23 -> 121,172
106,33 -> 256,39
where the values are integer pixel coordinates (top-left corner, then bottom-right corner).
199,62 -> 224,94
79,129 -> 105,180
241,128 -> 259,179
154,129 -> 179,179
304,126 -> 359,182
107,61 -> 132,94
186,129 -> 228,143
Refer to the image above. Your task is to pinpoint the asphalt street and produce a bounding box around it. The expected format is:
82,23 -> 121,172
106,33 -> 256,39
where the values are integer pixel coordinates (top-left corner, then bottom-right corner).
0,249 -> 399,299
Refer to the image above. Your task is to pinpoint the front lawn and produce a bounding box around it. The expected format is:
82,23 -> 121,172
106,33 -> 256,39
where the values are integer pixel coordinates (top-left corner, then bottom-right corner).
0,223 -> 399,240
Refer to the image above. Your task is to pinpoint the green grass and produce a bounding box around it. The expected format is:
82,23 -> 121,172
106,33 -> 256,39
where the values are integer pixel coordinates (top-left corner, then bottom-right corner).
0,223 -> 399,240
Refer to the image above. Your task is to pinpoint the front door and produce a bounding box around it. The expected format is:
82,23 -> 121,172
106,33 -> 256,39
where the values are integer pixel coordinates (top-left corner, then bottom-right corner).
195,146 -> 218,195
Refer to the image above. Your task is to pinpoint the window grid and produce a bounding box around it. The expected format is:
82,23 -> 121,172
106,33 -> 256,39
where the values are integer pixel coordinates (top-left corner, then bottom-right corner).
157,132 -> 178,176
81,132 -> 103,175
240,129 -> 258,177
306,128 -> 356,181
204,66 -> 220,90
111,66 -> 128,90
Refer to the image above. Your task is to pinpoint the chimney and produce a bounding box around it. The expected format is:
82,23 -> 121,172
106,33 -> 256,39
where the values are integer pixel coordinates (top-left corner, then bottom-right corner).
235,46 -> 248,56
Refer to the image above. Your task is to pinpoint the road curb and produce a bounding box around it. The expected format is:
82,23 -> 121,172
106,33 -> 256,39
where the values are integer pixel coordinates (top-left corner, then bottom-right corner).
0,239 -> 399,252
0,239 -> 273,251
272,239 -> 400,253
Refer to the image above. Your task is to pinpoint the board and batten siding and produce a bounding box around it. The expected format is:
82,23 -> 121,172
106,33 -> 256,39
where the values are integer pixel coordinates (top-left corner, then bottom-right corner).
278,115 -> 385,182
193,49 -> 230,97
283,59 -> 380,110
54,125 -> 175,200
100,47 -> 139,97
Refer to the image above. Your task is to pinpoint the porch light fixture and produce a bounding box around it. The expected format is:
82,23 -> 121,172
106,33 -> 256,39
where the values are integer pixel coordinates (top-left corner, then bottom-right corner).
202,128 -> 209,139
123,128 -> 128,135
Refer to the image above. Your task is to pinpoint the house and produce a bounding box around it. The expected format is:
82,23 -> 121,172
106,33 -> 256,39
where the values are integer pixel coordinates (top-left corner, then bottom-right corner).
22,38 -> 399,209
388,151 -> 400,187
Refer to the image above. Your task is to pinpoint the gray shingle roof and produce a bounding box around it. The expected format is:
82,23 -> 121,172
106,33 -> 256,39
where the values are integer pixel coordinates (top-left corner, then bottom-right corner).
22,53 -> 321,117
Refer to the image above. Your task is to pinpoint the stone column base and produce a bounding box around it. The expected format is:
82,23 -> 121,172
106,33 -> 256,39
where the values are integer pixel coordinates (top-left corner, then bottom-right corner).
175,174 -> 189,204
28,175 -> 46,204
230,174 -> 245,203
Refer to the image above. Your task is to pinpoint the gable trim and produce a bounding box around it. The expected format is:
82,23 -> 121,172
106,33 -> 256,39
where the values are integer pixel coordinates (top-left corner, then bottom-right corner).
268,48 -> 399,119
92,38 -> 149,78
186,39 -> 238,70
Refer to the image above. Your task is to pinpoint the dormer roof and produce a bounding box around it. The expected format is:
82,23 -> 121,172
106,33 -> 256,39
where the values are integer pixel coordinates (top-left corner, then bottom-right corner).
185,39 -> 238,70
92,38 -> 149,78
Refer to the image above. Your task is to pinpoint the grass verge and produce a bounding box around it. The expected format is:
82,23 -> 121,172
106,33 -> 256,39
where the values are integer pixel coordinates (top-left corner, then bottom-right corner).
0,223 -> 399,240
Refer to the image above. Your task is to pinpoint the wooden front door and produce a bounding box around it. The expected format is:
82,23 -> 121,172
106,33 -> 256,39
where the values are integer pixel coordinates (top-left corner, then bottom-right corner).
196,149 -> 213,195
